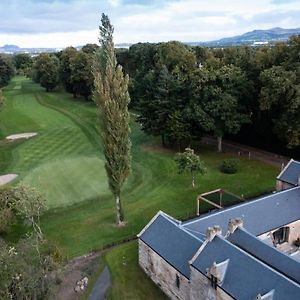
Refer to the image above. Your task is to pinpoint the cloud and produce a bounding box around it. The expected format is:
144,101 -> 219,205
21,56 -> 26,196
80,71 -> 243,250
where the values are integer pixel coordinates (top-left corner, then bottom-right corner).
108,0 -> 121,7
0,0 -> 299,47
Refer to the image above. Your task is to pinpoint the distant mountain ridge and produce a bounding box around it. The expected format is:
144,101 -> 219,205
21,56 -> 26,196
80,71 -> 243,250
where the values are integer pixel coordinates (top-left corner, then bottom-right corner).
1,27 -> 300,53
191,27 -> 300,47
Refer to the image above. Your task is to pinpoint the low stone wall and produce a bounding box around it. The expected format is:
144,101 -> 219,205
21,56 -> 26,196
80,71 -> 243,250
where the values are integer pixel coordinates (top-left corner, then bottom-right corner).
138,239 -> 190,300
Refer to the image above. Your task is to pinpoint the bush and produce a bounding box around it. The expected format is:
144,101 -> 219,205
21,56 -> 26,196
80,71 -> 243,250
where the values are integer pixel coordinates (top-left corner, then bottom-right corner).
220,159 -> 239,174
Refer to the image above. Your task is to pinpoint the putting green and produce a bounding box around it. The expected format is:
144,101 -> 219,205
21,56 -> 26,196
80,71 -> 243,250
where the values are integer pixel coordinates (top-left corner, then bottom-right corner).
22,156 -> 109,208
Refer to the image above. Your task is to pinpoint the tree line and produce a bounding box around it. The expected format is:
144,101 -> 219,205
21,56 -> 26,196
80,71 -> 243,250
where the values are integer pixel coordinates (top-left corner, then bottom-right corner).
120,37 -> 300,153
1,35 -> 300,153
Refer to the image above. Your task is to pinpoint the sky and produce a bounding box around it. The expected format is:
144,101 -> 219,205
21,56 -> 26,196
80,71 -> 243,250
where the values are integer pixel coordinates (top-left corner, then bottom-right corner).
0,0 -> 300,48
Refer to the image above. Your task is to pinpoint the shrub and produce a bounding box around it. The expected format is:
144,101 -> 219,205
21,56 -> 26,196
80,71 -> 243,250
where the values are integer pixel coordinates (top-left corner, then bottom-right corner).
220,159 -> 239,174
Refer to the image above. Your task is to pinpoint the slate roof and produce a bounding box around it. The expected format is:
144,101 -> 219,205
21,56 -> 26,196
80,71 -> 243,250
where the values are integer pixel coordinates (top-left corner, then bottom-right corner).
139,213 -> 203,278
192,235 -> 300,300
139,171 -> 300,297
228,227 -> 300,284
182,186 -> 300,236
277,159 -> 300,185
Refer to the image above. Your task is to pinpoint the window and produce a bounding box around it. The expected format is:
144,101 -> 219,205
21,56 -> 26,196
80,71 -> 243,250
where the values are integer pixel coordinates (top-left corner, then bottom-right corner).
210,275 -> 218,289
176,274 -> 180,289
273,227 -> 290,245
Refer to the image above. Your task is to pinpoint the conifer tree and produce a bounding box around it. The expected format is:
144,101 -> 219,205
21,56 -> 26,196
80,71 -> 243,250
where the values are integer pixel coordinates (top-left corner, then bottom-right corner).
93,14 -> 131,226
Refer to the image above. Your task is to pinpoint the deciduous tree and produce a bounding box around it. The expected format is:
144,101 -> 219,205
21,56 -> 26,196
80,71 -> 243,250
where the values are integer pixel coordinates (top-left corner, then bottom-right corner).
59,46 -> 77,93
191,65 -> 250,152
0,54 -> 14,88
0,89 -> 4,109
13,185 -> 47,240
13,53 -> 33,75
175,148 -> 206,188
166,110 -> 191,150
0,185 -> 58,300
70,50 -> 94,99
259,66 -> 300,148
32,53 -> 59,92
0,186 -> 15,233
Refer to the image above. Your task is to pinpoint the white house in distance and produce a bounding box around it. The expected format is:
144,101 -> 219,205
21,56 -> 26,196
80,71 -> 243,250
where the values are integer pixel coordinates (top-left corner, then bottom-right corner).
138,159 -> 300,300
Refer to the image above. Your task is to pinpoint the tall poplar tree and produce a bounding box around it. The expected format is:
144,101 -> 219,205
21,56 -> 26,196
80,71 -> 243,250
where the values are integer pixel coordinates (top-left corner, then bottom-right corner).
93,14 -> 131,226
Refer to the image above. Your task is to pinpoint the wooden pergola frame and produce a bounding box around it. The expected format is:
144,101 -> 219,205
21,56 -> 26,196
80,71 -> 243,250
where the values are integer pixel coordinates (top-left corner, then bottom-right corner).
196,188 -> 243,216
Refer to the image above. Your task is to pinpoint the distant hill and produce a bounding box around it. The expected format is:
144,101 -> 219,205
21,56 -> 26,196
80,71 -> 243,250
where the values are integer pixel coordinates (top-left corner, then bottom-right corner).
191,27 -> 300,47
1,27 -> 300,53
2,44 -> 20,50
0,44 -> 62,54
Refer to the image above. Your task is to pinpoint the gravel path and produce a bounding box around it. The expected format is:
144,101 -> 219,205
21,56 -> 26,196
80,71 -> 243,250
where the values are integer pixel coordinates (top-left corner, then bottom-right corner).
201,136 -> 290,168
88,266 -> 111,300
0,174 -> 18,186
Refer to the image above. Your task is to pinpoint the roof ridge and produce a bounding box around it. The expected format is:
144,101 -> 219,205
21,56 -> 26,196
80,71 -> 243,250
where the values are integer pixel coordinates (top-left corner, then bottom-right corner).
178,225 -> 205,242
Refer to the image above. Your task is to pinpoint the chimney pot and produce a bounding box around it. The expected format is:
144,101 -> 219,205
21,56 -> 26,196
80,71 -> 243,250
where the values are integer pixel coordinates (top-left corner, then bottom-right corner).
206,226 -> 222,241
228,218 -> 243,234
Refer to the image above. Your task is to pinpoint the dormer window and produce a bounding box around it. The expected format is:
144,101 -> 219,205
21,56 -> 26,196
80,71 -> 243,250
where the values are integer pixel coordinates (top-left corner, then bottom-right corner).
255,289 -> 275,300
206,259 -> 230,288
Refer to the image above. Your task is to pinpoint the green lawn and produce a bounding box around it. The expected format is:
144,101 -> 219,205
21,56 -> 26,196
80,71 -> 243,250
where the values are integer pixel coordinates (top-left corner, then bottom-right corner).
1,76 -> 279,257
105,241 -> 168,300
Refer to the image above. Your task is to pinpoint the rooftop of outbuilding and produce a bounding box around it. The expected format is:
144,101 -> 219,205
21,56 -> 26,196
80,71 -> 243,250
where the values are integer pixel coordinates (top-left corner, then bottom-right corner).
277,159 -> 300,186
182,186 -> 300,236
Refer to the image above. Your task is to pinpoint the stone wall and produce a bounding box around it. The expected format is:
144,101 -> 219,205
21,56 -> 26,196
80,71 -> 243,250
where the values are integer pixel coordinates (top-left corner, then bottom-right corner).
138,239 -> 190,300
276,180 -> 294,191
288,219 -> 300,243
189,266 -> 233,300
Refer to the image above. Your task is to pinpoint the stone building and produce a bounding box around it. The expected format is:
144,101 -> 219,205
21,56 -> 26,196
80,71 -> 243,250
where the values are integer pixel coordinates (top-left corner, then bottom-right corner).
138,160 -> 300,300
276,159 -> 300,191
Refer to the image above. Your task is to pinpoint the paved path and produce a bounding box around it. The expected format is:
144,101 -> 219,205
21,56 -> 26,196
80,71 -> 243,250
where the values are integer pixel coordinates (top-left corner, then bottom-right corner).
201,136 -> 290,168
88,266 -> 111,300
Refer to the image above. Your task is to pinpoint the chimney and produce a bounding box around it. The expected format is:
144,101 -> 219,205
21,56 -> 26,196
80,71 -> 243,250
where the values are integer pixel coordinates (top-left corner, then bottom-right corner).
206,225 -> 222,241
228,218 -> 243,234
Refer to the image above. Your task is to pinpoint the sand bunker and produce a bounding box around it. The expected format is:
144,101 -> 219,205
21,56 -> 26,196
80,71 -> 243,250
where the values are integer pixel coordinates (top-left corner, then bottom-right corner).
0,174 -> 18,186
6,132 -> 37,140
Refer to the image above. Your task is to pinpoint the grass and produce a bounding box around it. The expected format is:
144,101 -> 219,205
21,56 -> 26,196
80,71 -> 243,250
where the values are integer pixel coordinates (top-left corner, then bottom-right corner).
22,157 -> 108,208
0,76 -> 279,257
105,241 -> 168,300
